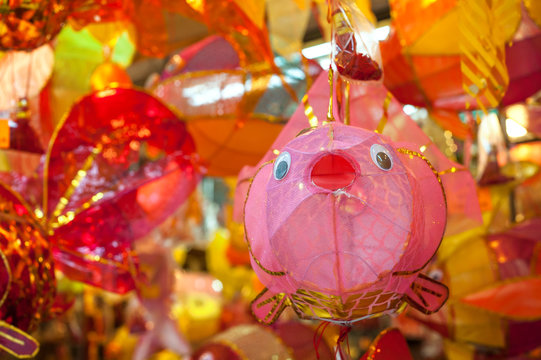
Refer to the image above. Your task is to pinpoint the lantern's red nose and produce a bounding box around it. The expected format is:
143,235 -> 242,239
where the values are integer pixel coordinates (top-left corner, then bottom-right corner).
311,153 -> 356,191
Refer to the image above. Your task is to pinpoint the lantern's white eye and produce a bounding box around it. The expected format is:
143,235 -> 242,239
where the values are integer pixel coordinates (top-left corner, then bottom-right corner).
273,151 -> 291,180
370,144 -> 393,171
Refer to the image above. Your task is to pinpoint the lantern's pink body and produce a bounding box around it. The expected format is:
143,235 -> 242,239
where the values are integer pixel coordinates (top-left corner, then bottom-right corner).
245,122 -> 448,325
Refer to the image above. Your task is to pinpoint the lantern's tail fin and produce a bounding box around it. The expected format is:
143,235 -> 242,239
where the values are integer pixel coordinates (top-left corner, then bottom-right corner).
0,321 -> 39,358
405,273 -> 449,314
251,288 -> 289,325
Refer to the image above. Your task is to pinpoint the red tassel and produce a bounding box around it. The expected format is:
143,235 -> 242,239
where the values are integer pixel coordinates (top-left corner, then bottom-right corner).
335,326 -> 352,360
313,321 -> 331,359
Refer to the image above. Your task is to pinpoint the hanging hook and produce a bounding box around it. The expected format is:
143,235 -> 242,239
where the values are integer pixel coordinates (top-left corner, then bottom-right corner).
344,80 -> 350,125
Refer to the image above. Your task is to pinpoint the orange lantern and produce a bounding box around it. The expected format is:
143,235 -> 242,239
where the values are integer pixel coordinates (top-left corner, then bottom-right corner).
153,35 -> 321,176
130,0 -> 274,64
381,0 -> 541,137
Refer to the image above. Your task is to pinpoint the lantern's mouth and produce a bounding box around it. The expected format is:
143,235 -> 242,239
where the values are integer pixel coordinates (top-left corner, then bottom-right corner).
311,153 -> 356,191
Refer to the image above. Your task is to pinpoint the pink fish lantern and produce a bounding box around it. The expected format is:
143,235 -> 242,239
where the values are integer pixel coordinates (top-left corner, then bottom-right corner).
245,122 -> 448,325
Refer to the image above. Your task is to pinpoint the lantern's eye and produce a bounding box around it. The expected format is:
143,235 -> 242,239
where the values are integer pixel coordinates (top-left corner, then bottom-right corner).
370,144 -> 393,171
273,151 -> 291,180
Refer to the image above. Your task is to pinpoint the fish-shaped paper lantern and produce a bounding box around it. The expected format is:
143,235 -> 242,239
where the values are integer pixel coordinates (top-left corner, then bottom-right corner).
245,121 -> 448,325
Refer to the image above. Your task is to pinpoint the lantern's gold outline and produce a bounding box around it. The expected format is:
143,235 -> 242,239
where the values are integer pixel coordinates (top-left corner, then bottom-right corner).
243,160 -> 286,276
392,148 -> 447,276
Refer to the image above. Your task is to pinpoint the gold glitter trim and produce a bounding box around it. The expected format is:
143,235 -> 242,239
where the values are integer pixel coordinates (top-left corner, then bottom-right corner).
214,339 -> 249,360
243,161 -> 286,276
438,166 -> 468,176
302,94 -> 319,127
363,328 -> 399,360
289,288 -> 403,323
48,145 -> 103,229
392,148 -> 447,276
250,288 -> 289,325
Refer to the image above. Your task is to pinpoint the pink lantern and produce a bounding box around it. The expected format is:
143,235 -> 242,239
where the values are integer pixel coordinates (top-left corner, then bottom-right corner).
245,121 -> 448,325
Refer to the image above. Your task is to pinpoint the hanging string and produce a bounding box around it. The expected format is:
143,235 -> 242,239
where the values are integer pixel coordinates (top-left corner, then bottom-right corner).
302,93 -> 319,127
24,51 -> 33,102
10,54 -> 16,109
7,50 -> 34,116
0,54 -> 8,93
313,320 -> 331,359
335,326 -> 352,360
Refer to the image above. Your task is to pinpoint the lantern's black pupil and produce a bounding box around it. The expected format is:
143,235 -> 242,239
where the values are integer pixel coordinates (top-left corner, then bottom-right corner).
275,161 -> 289,179
376,152 -> 391,170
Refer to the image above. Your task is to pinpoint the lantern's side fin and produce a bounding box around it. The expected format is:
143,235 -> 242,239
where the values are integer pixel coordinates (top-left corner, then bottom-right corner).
250,288 -> 289,325
404,273 -> 449,314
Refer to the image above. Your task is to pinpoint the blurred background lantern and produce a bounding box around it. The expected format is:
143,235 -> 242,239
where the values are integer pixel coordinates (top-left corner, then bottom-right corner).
381,0 -> 541,138
408,219 -> 541,359
153,35 -> 322,176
